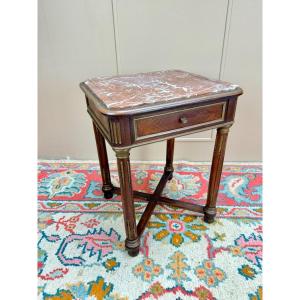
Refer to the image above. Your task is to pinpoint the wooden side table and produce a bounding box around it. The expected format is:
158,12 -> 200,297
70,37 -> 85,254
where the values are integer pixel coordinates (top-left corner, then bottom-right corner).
80,70 -> 243,256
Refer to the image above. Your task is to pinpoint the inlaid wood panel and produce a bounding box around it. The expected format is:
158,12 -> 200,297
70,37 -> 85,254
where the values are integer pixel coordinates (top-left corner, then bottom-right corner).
134,102 -> 226,140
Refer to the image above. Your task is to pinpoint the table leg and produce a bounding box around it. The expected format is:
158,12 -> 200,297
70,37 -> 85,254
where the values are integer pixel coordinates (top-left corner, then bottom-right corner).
204,126 -> 231,223
93,122 -> 114,199
115,149 -> 140,257
164,139 -> 175,180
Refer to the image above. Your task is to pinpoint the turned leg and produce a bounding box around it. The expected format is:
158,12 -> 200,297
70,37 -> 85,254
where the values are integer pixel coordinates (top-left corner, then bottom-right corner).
204,126 -> 231,223
115,149 -> 140,257
93,122 -> 114,199
164,139 -> 175,180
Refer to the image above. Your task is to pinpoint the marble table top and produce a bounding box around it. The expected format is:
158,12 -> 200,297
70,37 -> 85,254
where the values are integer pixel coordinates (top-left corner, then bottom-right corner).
82,70 -> 239,110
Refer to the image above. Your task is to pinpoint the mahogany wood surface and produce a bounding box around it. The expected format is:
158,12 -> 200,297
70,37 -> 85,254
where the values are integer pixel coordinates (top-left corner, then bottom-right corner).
92,122 -> 114,198
82,71 -> 242,256
136,170 -> 172,237
135,102 -> 224,138
113,187 -> 204,217
204,126 -> 230,223
116,150 -> 140,256
164,139 -> 175,175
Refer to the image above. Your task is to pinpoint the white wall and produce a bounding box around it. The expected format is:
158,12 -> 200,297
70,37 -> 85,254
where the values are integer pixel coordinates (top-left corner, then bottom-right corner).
38,0 -> 262,161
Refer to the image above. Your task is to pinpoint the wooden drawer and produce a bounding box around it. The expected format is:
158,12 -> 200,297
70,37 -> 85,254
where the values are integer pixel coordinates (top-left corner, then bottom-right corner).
134,101 -> 226,140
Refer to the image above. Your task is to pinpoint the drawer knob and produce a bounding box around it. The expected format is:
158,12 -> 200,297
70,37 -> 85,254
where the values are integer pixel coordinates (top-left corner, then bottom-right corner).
179,116 -> 188,124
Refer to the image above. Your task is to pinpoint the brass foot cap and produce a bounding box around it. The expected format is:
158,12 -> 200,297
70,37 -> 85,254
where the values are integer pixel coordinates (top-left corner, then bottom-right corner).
127,247 -> 139,257
103,190 -> 114,199
203,213 -> 215,224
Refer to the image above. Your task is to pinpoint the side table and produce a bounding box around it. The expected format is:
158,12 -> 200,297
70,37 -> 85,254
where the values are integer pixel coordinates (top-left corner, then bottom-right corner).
80,70 -> 243,256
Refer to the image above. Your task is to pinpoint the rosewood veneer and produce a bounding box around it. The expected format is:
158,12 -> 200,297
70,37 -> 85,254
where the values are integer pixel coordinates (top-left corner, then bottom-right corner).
80,70 -> 243,257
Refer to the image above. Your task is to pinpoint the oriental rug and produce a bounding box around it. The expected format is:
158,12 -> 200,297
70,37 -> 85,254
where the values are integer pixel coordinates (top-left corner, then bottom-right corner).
38,161 -> 262,300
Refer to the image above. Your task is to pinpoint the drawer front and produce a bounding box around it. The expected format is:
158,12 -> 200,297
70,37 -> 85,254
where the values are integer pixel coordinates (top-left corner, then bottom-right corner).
134,102 -> 226,140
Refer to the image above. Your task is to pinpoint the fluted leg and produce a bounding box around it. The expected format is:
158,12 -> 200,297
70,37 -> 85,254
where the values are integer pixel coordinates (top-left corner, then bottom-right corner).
115,149 -> 140,257
204,126 -> 230,223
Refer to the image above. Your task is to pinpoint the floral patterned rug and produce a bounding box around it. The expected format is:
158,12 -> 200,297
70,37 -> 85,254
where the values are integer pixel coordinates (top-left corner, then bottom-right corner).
38,161 -> 262,300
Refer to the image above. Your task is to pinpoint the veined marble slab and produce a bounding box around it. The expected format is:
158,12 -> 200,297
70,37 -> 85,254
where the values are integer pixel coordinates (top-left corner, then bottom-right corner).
83,70 -> 239,109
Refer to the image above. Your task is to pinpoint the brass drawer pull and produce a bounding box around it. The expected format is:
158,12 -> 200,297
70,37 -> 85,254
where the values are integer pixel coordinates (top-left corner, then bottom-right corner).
179,116 -> 188,124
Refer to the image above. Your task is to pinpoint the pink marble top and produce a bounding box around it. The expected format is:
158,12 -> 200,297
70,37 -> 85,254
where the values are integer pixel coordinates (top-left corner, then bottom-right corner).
83,70 -> 239,110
